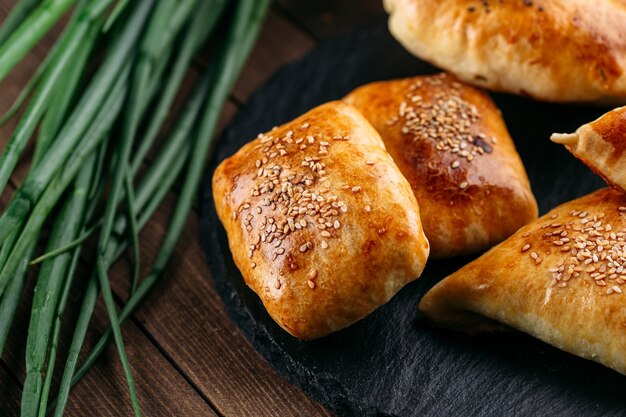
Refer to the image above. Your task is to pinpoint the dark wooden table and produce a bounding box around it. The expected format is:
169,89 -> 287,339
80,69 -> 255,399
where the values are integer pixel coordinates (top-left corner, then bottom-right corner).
0,1 -> 386,415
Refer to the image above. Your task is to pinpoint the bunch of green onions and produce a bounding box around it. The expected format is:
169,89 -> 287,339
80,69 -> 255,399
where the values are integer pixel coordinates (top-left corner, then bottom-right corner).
0,0 -> 270,415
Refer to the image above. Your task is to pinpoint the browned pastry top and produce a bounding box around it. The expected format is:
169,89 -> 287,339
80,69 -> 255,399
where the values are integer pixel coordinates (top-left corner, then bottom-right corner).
385,0 -> 626,102
345,73 -> 537,258
213,101 -> 429,339
420,188 -> 626,374
552,106 -> 626,194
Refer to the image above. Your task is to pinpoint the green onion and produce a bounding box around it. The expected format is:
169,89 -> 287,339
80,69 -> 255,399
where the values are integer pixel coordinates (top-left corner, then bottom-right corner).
0,0 -> 271,414
0,0 -> 42,46
0,0 -> 76,82
21,153 -> 96,417
0,0 -> 146,279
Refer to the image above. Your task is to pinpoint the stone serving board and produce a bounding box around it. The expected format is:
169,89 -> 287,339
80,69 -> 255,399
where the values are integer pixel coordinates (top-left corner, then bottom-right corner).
201,24 -> 625,417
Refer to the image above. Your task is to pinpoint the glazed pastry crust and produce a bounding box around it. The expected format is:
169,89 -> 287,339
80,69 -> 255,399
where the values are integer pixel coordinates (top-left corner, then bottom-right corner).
420,188 -> 626,375
213,101 -> 430,340
552,106 -> 626,193
384,0 -> 626,103
344,74 -> 538,258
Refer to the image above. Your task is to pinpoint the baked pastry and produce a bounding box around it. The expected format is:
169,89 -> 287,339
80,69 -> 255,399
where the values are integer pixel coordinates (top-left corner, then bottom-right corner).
213,101 -> 430,339
384,0 -> 626,103
552,106 -> 626,192
420,188 -> 626,375
344,73 -> 538,258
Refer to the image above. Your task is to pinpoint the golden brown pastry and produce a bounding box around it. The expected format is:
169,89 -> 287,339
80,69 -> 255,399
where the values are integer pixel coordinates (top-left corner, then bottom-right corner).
384,0 -> 626,103
213,101 -> 430,340
344,73 -> 538,258
420,188 -> 626,375
552,106 -> 626,192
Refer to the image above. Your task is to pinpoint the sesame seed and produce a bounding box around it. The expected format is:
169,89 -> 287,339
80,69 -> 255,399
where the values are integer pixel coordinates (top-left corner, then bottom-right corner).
398,75 -> 490,164
364,205 -> 371,213
308,280 -> 316,289
538,209 -> 626,292
334,220 -> 340,229
351,186 -> 362,193
451,161 -> 460,169
308,269 -> 318,280
459,181 -> 469,190
530,251 -> 538,259
521,243 -> 531,252
237,123 -> 352,269
366,160 -> 374,165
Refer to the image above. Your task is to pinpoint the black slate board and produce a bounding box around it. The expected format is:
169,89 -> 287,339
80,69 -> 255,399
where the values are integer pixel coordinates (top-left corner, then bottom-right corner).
200,24 -> 626,417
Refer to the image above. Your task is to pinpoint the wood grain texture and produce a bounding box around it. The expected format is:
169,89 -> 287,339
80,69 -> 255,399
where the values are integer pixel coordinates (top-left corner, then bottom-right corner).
0,187 -> 218,416
0,365 -> 20,416
275,0 -> 386,39
108,195 -> 334,417
233,10 -> 316,102
0,0 -> 380,415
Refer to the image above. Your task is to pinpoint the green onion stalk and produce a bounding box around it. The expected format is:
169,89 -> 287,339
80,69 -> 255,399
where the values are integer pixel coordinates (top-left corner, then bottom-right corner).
0,0 -> 271,415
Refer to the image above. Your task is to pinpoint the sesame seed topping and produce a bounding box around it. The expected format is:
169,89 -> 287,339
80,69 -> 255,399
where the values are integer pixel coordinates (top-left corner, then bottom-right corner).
366,160 -> 374,165
393,74 -> 492,173
522,209 -> 626,295
459,181 -> 469,190
235,122 -> 361,284
521,243 -> 530,252
307,280 -> 316,289
364,205 -> 371,213
351,186 -> 362,193
451,160 -> 460,169
308,269 -> 318,280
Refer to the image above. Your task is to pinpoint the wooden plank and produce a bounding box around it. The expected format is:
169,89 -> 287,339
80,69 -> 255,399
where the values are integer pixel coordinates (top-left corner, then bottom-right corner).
196,10 -> 316,104
62,302 -> 218,417
0,184 -> 214,416
0,254 -> 217,416
233,10 -> 316,103
108,197 -> 334,417
0,365 -> 21,417
274,0 -> 386,40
